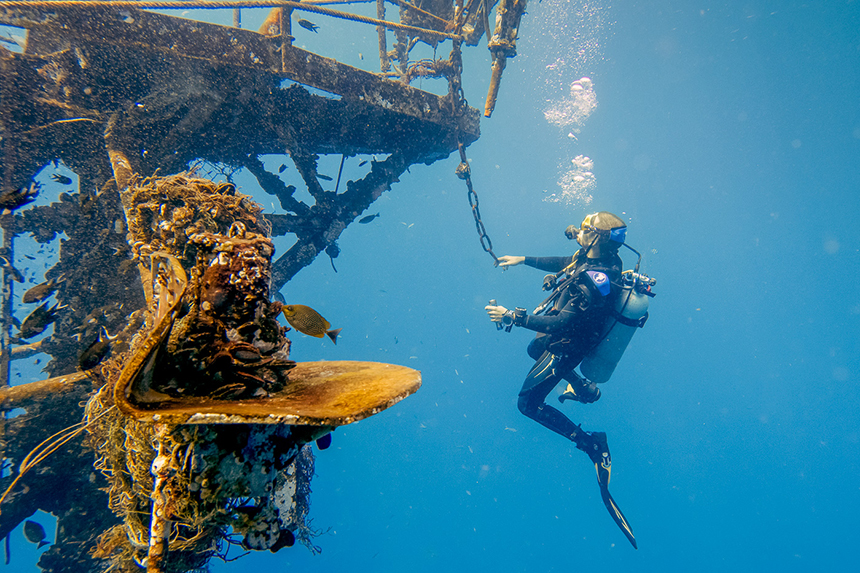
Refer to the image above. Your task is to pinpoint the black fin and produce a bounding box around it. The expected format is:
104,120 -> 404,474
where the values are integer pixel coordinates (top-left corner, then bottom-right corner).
326,328 -> 342,344
599,484 -> 637,549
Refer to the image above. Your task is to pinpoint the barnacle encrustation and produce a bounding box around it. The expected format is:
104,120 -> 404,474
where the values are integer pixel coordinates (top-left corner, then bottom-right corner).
83,172 -> 420,572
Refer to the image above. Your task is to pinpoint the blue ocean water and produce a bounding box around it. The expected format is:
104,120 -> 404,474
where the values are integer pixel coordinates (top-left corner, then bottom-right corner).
5,1 -> 860,571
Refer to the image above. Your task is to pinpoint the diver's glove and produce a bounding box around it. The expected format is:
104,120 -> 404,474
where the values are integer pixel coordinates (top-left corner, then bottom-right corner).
542,273 -> 558,291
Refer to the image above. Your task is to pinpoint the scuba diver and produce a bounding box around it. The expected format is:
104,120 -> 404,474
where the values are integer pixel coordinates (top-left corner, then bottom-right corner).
486,211 -> 655,549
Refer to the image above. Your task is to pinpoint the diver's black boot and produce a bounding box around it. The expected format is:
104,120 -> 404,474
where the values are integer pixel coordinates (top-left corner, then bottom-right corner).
581,431 -> 611,486
571,428 -> 606,472
558,379 -> 601,404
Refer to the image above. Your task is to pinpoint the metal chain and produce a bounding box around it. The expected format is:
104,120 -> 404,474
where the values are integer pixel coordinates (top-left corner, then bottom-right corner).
456,142 -> 499,266
446,40 -> 499,267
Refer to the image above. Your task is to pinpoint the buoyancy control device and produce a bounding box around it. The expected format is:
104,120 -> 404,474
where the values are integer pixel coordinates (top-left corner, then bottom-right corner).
580,270 -> 656,383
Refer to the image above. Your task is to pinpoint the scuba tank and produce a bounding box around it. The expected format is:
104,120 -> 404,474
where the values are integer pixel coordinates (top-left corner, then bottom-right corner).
580,271 -> 655,384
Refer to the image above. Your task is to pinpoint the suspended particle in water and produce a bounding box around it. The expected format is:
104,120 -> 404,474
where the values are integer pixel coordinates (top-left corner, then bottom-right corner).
521,0 -> 611,97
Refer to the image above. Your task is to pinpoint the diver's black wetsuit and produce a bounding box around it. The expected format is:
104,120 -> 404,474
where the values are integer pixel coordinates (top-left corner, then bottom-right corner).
514,250 -> 622,454
503,247 -> 639,549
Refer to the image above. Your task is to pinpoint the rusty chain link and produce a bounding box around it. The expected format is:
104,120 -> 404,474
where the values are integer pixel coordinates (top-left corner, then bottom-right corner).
446,39 -> 498,267
456,142 -> 499,267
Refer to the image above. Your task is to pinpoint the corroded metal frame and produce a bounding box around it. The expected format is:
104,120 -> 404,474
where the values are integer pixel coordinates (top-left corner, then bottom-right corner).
0,5 -> 474,571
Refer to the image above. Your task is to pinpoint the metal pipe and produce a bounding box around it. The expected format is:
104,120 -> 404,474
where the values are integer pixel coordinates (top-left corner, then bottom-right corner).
376,0 -> 388,72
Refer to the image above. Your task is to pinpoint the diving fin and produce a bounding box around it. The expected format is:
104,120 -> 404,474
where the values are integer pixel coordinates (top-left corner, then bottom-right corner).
583,431 -> 637,549
599,482 -> 637,549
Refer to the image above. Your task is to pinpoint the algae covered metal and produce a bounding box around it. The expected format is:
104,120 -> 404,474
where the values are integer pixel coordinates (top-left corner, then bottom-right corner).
0,1 -> 526,570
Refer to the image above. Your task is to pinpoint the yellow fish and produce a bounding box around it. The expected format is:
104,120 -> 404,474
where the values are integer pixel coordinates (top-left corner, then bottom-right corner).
282,304 -> 341,344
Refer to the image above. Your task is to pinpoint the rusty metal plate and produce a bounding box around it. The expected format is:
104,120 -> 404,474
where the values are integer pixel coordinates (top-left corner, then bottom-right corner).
120,360 -> 422,426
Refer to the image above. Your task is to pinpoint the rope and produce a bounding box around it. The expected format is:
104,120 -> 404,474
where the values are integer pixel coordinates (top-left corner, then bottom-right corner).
0,405 -> 116,513
0,0 -> 464,41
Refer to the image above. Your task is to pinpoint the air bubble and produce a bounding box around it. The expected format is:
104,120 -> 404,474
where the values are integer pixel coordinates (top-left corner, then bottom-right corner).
544,77 -> 598,130
544,155 -> 595,206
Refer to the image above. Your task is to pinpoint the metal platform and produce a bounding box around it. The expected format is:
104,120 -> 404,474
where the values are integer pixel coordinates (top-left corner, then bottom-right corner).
0,5 -> 479,189
0,4 -> 488,571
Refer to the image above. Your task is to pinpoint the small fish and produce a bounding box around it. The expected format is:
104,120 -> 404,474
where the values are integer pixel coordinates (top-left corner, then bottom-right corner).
23,520 -> 49,548
358,213 -> 380,224
316,432 -> 332,450
282,304 -> 341,344
75,302 -> 119,332
325,243 -> 339,273
22,276 -> 63,304
317,173 -> 332,181
0,35 -> 22,49
78,326 -> 115,370
50,174 -> 72,185
0,256 -> 23,283
79,187 -> 99,213
358,160 -> 368,167
278,164 -> 287,173
18,301 -> 64,339
297,18 -> 319,32
0,183 -> 39,213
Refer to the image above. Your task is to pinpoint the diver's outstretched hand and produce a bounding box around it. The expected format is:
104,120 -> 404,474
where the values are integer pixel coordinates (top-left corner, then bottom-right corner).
485,305 -> 509,323
497,255 -> 525,268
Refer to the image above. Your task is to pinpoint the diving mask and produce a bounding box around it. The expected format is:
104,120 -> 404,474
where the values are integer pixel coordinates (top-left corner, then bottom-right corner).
581,212 -> 627,245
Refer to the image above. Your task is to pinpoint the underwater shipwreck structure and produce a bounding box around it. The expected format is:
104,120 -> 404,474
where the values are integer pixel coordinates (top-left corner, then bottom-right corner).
0,0 -> 526,571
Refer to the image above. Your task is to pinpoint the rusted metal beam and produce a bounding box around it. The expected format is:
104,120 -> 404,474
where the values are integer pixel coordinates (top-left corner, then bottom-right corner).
0,5 -> 483,570
483,0 -> 526,117
269,150 -> 415,288
0,5 -> 479,138
376,0 -> 389,72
